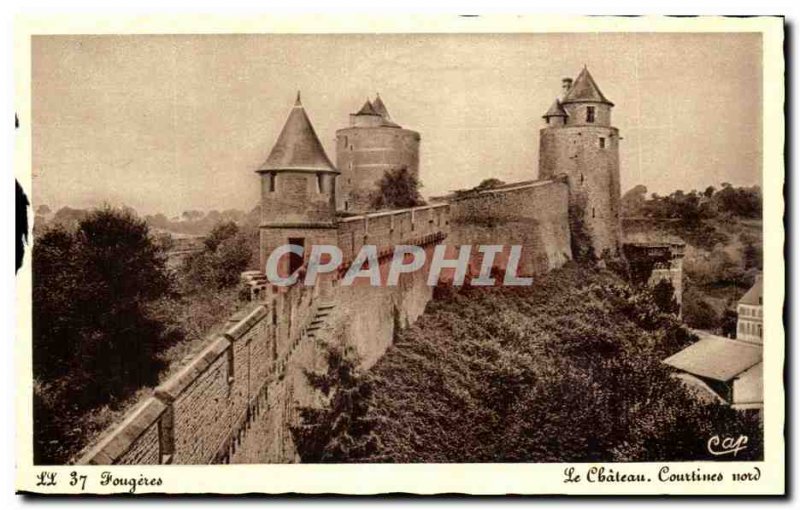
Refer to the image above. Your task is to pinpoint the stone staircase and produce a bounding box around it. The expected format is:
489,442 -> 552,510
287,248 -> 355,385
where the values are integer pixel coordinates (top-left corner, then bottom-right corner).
273,301 -> 336,379
305,302 -> 335,340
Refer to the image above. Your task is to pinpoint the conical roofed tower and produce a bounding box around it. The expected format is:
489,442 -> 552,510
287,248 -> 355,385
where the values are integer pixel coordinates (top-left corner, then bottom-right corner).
256,93 -> 339,272
538,67 -> 621,258
336,94 -> 420,212
259,92 -> 338,173
542,98 -> 568,126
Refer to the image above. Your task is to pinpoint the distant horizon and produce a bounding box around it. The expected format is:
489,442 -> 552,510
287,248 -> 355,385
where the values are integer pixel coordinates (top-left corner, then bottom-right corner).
34,180 -> 763,219
33,33 -> 762,217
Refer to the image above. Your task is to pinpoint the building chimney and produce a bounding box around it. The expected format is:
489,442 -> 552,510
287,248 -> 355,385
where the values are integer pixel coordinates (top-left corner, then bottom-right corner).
562,78 -> 573,96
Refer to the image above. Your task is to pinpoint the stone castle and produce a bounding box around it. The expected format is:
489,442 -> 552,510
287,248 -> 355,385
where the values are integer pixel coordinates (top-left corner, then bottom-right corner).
257,66 -> 622,275
79,67 -> 683,465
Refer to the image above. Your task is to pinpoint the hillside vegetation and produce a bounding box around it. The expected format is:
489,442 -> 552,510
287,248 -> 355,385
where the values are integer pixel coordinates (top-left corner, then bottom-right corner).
33,208 -> 258,464
622,184 -> 762,335
293,264 -> 762,462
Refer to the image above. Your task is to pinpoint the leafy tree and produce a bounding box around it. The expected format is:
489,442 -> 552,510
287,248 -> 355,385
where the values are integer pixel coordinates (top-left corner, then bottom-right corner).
651,279 -> 680,316
34,208 -> 173,384
203,221 -> 240,251
621,184 -> 648,217
721,308 -> 739,339
182,221 -> 254,290
51,206 -> 89,229
291,345 -> 378,462
33,207 -> 178,462
742,233 -> 763,270
145,213 -> 170,229
181,210 -> 204,221
474,178 -> 505,191
369,167 -> 424,210
626,183 -> 761,222
682,288 -> 720,330
714,184 -> 761,219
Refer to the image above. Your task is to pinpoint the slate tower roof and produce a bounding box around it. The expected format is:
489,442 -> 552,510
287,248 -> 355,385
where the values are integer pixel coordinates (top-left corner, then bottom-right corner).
562,67 -> 614,106
259,92 -> 338,173
542,98 -> 568,119
373,93 -> 401,128
372,94 -> 390,119
355,99 -> 381,117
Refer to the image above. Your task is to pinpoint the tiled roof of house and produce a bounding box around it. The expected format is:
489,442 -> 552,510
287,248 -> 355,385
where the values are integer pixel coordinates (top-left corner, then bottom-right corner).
663,333 -> 762,382
739,275 -> 763,306
732,362 -> 763,407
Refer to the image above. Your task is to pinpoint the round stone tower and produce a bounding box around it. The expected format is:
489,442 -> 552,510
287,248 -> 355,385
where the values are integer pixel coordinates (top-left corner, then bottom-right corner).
335,94 -> 420,212
538,67 -> 622,258
256,92 -> 339,274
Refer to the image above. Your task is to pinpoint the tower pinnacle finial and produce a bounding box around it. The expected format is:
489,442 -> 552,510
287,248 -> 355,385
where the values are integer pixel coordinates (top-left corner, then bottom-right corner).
295,90 -> 302,107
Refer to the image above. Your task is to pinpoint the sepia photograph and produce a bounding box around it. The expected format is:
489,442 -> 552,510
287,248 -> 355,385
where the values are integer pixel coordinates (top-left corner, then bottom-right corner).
14,14 -> 784,495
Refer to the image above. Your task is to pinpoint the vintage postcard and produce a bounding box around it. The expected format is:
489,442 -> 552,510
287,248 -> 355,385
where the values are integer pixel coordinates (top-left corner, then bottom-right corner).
15,15 -> 784,495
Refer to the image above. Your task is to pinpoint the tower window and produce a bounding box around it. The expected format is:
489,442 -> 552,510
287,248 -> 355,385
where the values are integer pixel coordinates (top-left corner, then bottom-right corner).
592,207 -> 596,218
268,172 -> 276,192
580,173 -> 584,185
316,173 -> 330,194
586,106 -> 595,123
599,137 -> 605,148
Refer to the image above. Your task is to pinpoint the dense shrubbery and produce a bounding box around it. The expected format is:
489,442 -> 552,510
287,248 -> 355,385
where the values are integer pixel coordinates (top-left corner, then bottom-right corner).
33,208 -> 173,399
33,208 -> 176,463
181,221 -> 256,291
291,346 -> 379,462
295,265 -> 762,462
33,209 -> 257,464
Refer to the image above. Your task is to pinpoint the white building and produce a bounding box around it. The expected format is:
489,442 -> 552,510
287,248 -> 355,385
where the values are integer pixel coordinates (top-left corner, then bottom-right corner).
737,274 -> 763,344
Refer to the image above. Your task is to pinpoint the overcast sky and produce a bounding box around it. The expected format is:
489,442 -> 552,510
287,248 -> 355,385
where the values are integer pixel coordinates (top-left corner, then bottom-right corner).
32,32 -> 762,216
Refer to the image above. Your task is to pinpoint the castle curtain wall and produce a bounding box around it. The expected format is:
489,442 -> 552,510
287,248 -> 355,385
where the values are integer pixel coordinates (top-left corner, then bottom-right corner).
447,179 -> 573,276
